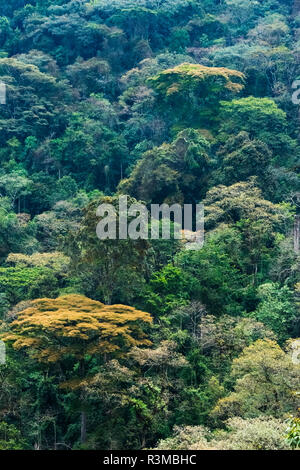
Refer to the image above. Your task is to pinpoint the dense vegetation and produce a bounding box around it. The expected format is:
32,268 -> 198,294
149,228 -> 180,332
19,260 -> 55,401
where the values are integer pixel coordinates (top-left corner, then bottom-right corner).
0,0 -> 299,450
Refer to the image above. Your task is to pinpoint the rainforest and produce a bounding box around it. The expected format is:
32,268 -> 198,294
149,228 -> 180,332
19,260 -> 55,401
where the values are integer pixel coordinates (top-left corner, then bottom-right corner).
0,0 -> 299,451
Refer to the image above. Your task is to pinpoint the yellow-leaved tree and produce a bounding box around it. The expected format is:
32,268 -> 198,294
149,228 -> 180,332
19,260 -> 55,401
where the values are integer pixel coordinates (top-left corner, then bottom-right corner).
148,63 -> 245,128
1,294 -> 153,444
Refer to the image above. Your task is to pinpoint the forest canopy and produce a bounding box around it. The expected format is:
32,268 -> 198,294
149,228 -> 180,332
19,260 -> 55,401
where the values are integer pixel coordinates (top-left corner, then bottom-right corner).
0,0 -> 299,451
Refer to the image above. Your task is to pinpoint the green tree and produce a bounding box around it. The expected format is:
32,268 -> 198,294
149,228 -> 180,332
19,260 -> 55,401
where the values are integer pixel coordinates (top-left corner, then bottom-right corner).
0,171 -> 32,211
0,58 -> 71,140
252,282 -> 299,342
120,128 -> 212,204
213,339 -> 300,420
286,416 -> 300,449
219,96 -> 299,165
68,195 -> 150,305
216,131 -> 273,191
203,181 -> 292,279
177,235 -> 248,315
0,422 -> 28,450
149,63 -> 244,128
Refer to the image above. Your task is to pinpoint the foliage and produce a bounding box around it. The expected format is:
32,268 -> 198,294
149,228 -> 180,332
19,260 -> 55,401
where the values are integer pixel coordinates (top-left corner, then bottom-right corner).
68,195 -> 150,304
252,282 -> 299,342
212,340 -> 300,420
2,294 -> 152,364
154,416 -> 290,450
286,416 -> 300,449
0,422 -> 28,450
149,63 -> 245,128
119,128 -> 211,204
0,0 -> 299,451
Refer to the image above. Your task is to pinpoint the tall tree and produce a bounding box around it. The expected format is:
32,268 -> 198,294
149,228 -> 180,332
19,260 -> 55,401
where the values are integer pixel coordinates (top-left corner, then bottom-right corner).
2,294 -> 153,444
149,63 -> 245,128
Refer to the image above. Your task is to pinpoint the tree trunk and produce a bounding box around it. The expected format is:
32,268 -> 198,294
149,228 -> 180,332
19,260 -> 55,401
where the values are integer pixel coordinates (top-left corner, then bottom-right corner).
80,411 -> 87,444
53,422 -> 57,450
79,358 -> 87,445
294,215 -> 300,254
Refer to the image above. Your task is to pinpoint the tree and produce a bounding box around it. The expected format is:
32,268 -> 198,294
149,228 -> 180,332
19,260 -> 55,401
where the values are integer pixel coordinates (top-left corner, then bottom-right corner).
225,0 -> 261,28
108,6 -> 158,43
154,416 -> 290,450
0,58 -> 71,140
204,181 -> 290,231
0,171 -> 32,211
128,340 -> 190,447
169,28 -> 190,52
119,128 -> 212,204
211,43 -> 297,99
286,416 -> 300,449
0,251 -> 71,306
248,13 -> 290,47
2,294 -> 153,444
66,58 -> 111,98
120,52 -> 195,88
176,232 -> 249,316
0,197 -> 37,259
214,416 -> 290,450
252,282 -> 299,342
149,63 -> 244,128
0,0 -> 299,451
216,131 -> 273,191
0,422 -> 28,450
14,50 -> 58,75
2,294 -> 152,364
203,181 -> 292,279
186,13 -> 226,44
49,112 -> 129,191
68,195 -> 150,305
0,266 -> 58,305
154,424 -> 210,450
6,251 -> 69,272
198,315 -> 275,365
83,341 -> 188,449
296,283 -> 300,316
140,264 -> 189,316
212,339 -> 300,420
219,96 -> 299,165
33,198 -> 85,251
